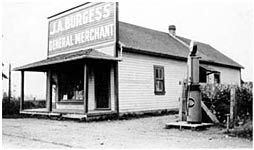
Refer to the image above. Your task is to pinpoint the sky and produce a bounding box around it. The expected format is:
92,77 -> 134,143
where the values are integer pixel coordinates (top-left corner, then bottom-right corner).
1,0 -> 253,99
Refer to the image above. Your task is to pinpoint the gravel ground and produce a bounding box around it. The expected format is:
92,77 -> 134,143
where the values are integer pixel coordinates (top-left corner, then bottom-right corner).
2,115 -> 253,148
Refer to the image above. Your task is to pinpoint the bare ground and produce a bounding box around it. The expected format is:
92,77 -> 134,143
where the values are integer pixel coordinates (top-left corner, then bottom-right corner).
2,115 -> 253,149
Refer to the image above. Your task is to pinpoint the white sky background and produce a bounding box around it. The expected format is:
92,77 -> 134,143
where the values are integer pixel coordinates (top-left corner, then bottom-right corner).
1,0 -> 253,99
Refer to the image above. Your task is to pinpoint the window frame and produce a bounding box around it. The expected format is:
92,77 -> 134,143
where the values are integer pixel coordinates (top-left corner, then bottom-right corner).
154,65 -> 165,95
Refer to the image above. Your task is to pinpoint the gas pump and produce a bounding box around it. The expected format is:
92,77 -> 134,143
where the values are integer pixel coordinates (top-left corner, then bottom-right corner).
186,41 -> 202,123
165,40 -> 215,129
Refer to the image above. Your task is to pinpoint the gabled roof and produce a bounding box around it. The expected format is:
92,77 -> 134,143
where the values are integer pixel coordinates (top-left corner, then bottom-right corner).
176,36 -> 243,68
15,21 -> 243,71
14,49 -> 120,71
119,21 -> 243,69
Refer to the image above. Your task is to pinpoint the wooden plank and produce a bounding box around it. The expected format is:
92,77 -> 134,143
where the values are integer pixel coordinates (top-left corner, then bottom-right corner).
46,70 -> 52,112
55,72 -> 59,105
115,2 -> 119,57
165,121 -> 213,130
62,114 -> 87,120
230,87 -> 236,122
52,109 -> 84,114
201,101 -> 219,123
20,110 -> 60,117
8,64 -> 11,102
114,62 -> 119,114
20,71 -> 24,111
83,64 -> 88,114
20,111 -> 49,116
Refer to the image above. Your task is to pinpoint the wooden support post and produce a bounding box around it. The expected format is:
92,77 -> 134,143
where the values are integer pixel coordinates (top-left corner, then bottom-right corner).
114,62 -> 119,114
83,64 -> 88,114
55,76 -> 59,104
230,87 -> 236,124
20,71 -> 24,111
201,101 -> 219,124
8,63 -> 11,102
46,70 -> 52,112
226,114 -> 230,132
52,72 -> 59,109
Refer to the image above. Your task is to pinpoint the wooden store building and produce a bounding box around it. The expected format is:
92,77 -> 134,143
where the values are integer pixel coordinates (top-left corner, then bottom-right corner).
15,2 -> 243,119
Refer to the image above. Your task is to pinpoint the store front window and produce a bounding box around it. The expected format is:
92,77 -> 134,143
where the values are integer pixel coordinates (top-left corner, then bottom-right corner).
58,65 -> 84,101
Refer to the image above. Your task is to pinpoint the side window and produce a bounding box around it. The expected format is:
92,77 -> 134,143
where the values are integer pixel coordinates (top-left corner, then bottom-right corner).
154,65 -> 165,95
214,73 -> 220,84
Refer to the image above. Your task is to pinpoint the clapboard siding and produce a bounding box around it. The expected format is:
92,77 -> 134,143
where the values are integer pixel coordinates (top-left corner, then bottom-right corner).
206,65 -> 241,85
118,52 -> 186,113
118,51 -> 241,113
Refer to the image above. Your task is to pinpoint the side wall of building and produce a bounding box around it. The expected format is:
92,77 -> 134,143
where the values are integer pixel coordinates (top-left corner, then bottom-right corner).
206,65 -> 241,85
118,51 -> 241,113
118,52 -> 186,113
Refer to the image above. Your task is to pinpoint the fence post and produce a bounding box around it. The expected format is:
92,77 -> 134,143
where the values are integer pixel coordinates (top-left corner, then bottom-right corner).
230,87 -> 236,127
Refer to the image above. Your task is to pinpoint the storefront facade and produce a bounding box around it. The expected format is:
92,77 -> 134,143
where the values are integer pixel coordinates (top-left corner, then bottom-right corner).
15,2 -> 120,117
15,2 -> 243,119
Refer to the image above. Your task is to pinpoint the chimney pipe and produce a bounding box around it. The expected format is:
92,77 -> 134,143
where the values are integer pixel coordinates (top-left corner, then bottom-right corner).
168,25 -> 176,36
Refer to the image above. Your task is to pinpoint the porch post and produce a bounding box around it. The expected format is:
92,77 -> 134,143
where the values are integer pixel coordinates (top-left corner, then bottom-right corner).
46,70 -> 52,112
55,73 -> 59,105
114,62 -> 119,114
53,72 -> 59,109
20,71 -> 24,111
84,64 -> 88,114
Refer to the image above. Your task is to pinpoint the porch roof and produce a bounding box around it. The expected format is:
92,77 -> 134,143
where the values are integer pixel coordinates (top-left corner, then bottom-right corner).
200,65 -> 220,75
14,49 -> 120,71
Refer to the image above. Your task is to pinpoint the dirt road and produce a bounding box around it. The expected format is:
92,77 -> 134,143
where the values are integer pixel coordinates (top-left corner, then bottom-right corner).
2,115 -> 252,148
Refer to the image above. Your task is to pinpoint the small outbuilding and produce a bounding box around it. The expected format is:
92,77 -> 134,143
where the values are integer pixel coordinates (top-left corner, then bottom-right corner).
14,2 -> 243,118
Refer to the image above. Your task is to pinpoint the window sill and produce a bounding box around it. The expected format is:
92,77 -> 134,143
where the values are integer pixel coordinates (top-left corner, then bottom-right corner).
154,91 -> 166,95
57,100 -> 84,105
95,108 -> 111,111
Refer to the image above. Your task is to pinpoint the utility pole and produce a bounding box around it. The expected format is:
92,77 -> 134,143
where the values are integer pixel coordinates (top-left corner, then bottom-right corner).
8,63 -> 11,102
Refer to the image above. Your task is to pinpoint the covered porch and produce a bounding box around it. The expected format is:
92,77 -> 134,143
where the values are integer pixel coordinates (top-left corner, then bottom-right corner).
14,49 -> 120,119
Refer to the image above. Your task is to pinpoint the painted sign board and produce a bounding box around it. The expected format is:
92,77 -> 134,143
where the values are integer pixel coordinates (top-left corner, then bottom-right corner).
47,2 -> 117,57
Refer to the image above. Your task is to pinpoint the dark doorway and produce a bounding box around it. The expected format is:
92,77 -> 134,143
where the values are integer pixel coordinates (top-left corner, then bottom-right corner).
94,63 -> 110,109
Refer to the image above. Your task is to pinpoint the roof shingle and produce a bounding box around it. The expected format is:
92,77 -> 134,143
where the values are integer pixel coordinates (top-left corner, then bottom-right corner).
119,21 -> 243,68
15,21 -> 243,71
14,49 -> 120,71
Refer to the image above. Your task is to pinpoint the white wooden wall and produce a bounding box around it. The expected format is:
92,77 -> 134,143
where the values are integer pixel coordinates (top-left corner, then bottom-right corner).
118,51 -> 241,113
118,52 -> 187,113
206,65 -> 241,85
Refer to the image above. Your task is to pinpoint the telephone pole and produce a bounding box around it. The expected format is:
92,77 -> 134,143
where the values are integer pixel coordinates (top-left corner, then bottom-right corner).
8,63 -> 11,102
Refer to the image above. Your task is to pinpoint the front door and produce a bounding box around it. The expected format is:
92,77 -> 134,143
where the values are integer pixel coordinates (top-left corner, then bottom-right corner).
95,64 -> 110,109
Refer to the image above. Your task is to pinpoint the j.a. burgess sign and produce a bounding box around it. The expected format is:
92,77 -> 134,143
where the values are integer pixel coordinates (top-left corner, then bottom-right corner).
48,2 -> 117,57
